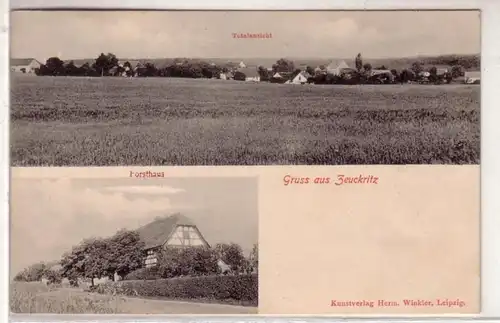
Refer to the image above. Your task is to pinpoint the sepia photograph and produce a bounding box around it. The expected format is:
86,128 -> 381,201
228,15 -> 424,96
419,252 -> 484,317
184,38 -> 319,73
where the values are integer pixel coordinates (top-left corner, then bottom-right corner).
10,175 -> 258,314
9,10 -> 480,166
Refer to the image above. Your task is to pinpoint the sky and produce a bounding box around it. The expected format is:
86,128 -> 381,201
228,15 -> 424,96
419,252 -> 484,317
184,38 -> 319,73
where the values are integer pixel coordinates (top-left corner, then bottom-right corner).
10,10 -> 480,61
10,177 -> 258,276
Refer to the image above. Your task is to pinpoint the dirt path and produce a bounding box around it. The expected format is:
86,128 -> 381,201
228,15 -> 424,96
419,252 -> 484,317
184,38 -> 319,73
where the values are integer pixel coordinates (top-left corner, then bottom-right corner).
37,288 -> 257,314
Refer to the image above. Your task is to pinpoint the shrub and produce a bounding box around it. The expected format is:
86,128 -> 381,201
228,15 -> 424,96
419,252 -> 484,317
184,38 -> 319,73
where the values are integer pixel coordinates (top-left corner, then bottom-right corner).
96,274 -> 258,306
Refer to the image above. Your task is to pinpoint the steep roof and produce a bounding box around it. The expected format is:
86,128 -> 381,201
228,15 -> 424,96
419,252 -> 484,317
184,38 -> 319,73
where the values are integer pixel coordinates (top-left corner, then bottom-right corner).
11,58 -> 39,66
292,71 -> 312,82
136,213 -> 195,249
326,60 -> 349,71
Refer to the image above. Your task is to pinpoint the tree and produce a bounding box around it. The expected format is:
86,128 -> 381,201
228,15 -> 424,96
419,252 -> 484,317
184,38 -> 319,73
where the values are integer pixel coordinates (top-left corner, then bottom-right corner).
106,229 -> 145,279
64,60 -> 79,76
43,268 -> 62,284
363,63 -> 372,74
60,238 -> 106,286
273,58 -> 295,73
250,244 -> 258,273
390,69 -> 399,83
157,246 -> 219,278
305,66 -> 315,76
429,66 -> 438,83
451,65 -> 464,78
355,53 -> 363,72
411,62 -> 424,76
400,69 -> 414,83
214,243 -> 245,274
233,71 -> 246,81
44,57 -> 65,76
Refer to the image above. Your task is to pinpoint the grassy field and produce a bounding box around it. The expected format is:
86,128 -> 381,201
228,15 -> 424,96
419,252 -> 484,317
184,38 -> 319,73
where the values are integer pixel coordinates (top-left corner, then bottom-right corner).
10,282 -> 122,314
10,282 -> 257,314
10,75 -> 480,165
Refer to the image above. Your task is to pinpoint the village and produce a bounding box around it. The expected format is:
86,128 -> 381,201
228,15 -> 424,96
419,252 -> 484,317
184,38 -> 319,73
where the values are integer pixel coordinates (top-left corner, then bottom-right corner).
10,53 -> 481,85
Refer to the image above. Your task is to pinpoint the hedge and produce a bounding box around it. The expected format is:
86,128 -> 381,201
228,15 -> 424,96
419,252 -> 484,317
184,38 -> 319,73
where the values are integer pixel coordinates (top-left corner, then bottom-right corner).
96,274 -> 258,306
123,267 -> 159,281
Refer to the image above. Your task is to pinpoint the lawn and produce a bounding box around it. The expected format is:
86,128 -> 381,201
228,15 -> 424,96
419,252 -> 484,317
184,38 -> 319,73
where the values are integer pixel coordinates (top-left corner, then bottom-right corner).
10,75 -> 480,166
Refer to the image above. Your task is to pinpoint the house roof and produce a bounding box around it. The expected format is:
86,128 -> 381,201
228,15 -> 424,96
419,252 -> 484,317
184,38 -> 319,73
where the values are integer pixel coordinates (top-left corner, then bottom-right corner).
238,67 -> 260,78
371,69 -> 392,76
11,58 -> 39,66
326,60 -> 349,71
136,213 -> 196,250
293,71 -> 312,80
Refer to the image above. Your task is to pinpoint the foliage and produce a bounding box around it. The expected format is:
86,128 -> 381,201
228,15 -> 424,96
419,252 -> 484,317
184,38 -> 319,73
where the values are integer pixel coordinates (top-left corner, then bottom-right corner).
96,274 -> 258,306
155,246 -> 220,278
107,230 -> 145,278
233,71 -> 246,81
451,65 -> 465,78
250,244 -> 258,273
363,63 -> 372,73
14,262 -> 47,282
272,58 -> 295,73
257,66 -> 270,81
123,267 -> 159,281
214,243 -> 245,274
93,53 -> 119,76
355,53 -> 363,72
411,62 -> 424,75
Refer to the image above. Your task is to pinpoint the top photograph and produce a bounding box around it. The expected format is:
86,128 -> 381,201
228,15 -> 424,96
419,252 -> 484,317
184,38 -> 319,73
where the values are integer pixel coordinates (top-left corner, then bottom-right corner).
10,10 -> 480,166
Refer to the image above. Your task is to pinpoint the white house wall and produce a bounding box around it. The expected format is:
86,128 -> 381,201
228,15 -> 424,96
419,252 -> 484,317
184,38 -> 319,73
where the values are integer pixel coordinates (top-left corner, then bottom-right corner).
166,225 -> 207,247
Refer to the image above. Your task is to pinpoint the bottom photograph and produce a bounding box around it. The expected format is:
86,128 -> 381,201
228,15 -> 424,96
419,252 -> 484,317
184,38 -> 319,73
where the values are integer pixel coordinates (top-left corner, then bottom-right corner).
10,175 -> 258,314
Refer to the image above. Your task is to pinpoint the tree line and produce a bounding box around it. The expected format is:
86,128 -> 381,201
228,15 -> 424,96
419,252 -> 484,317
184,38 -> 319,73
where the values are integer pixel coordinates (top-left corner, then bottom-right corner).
33,52 -> 478,85
13,228 -> 258,287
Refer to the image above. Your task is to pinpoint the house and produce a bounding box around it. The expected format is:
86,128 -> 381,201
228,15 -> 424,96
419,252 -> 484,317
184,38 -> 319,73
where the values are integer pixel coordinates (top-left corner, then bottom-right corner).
10,58 -> 42,74
273,72 -> 284,79
136,213 -> 211,268
239,61 -> 247,68
464,71 -> 480,84
326,60 -> 350,76
237,67 -> 261,82
291,71 -> 312,84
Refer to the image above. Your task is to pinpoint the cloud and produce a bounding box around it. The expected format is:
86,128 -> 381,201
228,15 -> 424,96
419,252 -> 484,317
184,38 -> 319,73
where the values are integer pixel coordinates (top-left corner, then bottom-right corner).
10,11 -> 479,61
101,185 -> 185,195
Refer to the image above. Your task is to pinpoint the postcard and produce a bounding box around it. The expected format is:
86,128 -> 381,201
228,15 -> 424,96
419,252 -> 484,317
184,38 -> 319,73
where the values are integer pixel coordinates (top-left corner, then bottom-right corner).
9,9 -> 480,316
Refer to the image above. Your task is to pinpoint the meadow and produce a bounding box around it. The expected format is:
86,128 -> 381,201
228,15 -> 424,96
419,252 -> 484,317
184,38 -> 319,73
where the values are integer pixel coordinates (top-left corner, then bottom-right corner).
10,282 -> 124,314
10,75 -> 480,166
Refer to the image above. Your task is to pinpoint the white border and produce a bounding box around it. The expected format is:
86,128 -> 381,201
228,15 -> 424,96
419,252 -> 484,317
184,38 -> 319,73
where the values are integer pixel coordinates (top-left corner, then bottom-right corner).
3,0 -> 500,322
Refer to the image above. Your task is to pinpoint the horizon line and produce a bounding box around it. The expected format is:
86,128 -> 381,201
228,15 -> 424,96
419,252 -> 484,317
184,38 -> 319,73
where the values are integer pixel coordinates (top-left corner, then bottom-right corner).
13,52 -> 481,62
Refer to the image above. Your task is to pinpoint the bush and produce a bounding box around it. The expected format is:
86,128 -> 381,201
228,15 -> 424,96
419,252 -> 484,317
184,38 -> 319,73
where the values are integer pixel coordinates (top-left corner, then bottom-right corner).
96,274 -> 258,306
